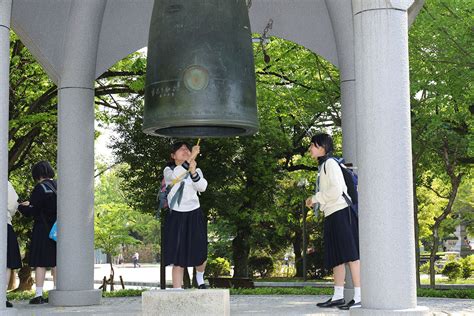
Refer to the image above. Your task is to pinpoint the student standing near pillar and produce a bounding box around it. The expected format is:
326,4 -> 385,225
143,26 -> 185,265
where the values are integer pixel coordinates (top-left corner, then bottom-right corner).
163,142 -> 208,289
18,161 -> 57,304
306,133 -> 361,310
6,181 -> 22,308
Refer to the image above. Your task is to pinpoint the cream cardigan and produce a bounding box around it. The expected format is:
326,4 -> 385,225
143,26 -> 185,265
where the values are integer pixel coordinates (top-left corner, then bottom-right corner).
311,158 -> 349,217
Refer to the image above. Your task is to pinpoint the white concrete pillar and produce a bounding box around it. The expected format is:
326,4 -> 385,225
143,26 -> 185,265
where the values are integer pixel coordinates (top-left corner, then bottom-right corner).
352,0 -> 428,314
340,80 -> 357,165
48,0 -> 106,306
340,81 -> 357,303
325,0 -> 358,165
326,0 -> 357,302
0,1 -> 16,315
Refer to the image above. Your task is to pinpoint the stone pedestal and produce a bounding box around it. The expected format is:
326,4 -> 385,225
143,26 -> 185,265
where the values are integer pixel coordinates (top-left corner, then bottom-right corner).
142,289 -> 230,316
49,289 -> 101,307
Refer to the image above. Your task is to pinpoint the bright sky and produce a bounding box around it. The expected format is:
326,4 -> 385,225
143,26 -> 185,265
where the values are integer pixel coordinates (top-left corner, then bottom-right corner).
94,47 -> 147,165
95,122 -> 116,165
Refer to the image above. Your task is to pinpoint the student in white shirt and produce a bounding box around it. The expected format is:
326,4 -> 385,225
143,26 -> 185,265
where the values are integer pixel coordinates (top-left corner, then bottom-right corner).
306,133 -> 361,310
163,142 -> 208,289
6,181 -> 22,308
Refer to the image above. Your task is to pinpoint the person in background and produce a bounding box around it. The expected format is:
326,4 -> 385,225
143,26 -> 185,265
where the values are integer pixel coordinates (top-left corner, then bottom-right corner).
6,181 -> 22,308
18,161 -> 57,304
132,252 -> 141,268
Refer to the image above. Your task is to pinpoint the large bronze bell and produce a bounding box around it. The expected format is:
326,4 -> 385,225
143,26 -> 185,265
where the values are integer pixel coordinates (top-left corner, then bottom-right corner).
143,0 -> 258,138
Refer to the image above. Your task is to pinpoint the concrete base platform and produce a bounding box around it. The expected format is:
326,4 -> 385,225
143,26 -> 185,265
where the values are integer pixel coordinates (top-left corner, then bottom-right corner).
142,289 -> 230,316
0,308 -> 17,316
48,289 -> 101,306
351,306 -> 430,316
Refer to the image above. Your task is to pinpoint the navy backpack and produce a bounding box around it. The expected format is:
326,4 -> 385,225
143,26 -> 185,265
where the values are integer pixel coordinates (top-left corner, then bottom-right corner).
324,157 -> 359,218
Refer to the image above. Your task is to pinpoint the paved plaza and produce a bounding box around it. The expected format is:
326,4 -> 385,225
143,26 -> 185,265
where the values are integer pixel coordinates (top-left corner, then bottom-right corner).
5,264 -> 473,315
7,295 -> 474,315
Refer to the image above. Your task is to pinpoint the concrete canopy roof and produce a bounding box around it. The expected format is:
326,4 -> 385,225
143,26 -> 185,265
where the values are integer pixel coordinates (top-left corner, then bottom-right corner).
10,0 -> 423,84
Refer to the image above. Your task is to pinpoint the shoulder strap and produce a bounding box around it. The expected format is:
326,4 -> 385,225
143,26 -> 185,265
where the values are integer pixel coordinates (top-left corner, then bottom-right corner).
323,158 -> 354,206
323,157 -> 339,174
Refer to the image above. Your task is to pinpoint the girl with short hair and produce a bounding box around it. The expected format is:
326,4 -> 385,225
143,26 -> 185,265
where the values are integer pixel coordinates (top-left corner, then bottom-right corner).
163,142 -> 208,289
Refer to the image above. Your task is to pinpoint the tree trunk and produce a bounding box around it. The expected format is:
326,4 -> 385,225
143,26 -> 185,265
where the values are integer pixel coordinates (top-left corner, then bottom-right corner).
17,265 -> 34,291
412,151 -> 424,289
109,261 -> 115,291
429,228 -> 439,289
414,205 -> 421,288
293,229 -> 303,278
232,225 -> 251,278
414,189 -> 421,288
428,143 -> 463,289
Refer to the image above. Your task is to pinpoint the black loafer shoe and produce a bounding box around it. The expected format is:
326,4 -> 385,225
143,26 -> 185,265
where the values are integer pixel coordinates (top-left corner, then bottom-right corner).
29,296 -> 46,304
338,300 -> 361,310
6,301 -> 12,308
316,298 -> 345,308
197,284 -> 207,289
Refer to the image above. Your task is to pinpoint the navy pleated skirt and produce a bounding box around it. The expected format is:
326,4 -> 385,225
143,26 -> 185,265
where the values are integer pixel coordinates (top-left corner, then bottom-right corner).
323,207 -> 359,270
29,220 -> 56,268
7,224 -> 22,269
163,208 -> 207,267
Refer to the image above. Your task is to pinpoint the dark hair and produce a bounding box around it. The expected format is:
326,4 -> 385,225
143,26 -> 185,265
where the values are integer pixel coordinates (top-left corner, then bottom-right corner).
32,161 -> 55,181
167,141 -> 192,166
311,133 -> 334,156
170,141 -> 192,154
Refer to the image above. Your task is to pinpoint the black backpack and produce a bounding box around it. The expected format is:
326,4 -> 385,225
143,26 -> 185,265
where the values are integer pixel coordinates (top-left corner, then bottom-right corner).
324,157 -> 358,218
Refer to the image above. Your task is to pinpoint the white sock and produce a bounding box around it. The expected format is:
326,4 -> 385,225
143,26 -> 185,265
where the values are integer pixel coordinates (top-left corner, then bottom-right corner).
196,271 -> 205,285
353,287 -> 361,303
332,286 -> 344,301
35,286 -> 43,297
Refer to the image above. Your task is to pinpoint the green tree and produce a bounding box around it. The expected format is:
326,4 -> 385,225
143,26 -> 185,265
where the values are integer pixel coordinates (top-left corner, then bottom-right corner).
105,38 -> 341,277
8,32 -> 145,290
94,166 -> 159,289
409,0 -> 473,288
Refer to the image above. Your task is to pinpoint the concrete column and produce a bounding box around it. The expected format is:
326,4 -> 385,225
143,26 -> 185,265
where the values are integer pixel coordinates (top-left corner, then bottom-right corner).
48,0 -> 106,306
0,1 -> 16,315
352,0 -> 428,314
340,79 -> 357,304
325,0 -> 358,165
340,80 -> 357,165
326,0 -> 357,302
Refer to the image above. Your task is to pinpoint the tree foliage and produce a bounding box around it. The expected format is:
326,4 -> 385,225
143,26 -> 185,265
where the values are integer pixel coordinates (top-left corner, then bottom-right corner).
105,38 -> 341,277
409,0 -> 473,287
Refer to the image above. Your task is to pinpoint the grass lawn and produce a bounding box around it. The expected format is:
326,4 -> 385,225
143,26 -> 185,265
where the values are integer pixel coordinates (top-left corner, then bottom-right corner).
258,276 -> 474,285
255,277 -> 332,283
7,287 -> 473,301
420,277 -> 474,285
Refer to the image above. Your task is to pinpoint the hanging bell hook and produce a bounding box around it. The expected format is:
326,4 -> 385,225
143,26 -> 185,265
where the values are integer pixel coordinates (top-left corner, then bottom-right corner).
260,19 -> 273,63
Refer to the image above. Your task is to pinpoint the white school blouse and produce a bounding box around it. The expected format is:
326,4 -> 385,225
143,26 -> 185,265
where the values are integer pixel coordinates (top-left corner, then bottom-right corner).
7,181 -> 19,225
164,163 -> 207,212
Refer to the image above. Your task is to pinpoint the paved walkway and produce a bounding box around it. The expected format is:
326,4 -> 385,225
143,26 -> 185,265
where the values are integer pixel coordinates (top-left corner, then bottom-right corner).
8,264 -> 474,315
7,295 -> 474,315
